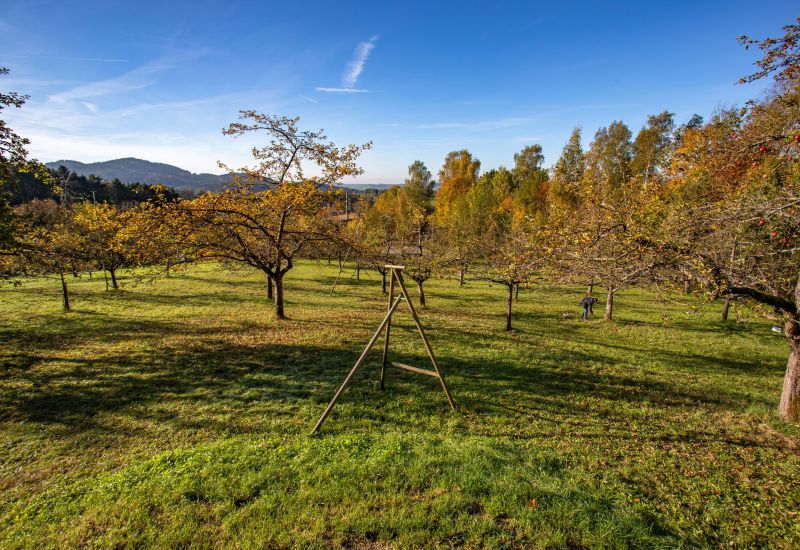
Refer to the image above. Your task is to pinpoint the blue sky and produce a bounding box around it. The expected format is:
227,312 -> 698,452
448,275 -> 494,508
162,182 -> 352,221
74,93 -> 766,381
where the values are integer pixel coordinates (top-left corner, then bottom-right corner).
1,1 -> 797,184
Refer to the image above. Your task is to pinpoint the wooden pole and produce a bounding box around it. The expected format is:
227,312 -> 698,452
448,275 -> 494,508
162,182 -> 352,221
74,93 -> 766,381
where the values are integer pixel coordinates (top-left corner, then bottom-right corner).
379,270 -> 395,390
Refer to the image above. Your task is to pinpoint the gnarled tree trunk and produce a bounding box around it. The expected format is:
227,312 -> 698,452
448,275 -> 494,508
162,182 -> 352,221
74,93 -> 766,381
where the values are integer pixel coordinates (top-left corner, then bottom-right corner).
721,299 -> 730,321
109,267 -> 118,290
380,270 -> 387,294
274,273 -> 286,319
266,274 -> 274,301
778,316 -> 799,422
605,288 -> 614,321
60,271 -> 70,312
416,280 -> 426,307
588,278 -> 594,295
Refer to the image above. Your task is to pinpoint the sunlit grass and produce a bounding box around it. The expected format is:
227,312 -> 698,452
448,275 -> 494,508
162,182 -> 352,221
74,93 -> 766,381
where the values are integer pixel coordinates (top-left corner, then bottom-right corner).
0,262 -> 798,547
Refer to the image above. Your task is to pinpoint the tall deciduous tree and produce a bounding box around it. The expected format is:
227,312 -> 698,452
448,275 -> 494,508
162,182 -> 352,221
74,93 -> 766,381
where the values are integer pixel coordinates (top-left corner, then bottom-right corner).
584,121 -> 634,200
512,144 -> 550,218
548,127 -> 585,209
178,113 -> 370,319
631,111 -> 675,187
403,160 -> 435,207
436,150 -> 480,219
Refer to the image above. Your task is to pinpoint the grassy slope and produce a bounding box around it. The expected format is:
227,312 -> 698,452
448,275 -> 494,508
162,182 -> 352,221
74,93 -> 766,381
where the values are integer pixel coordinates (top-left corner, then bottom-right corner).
0,262 -> 798,548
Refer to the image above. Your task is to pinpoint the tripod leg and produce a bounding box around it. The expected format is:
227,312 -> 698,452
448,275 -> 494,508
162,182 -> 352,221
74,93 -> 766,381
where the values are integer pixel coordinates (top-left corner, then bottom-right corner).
395,273 -> 456,411
379,271 -> 395,390
312,294 -> 404,434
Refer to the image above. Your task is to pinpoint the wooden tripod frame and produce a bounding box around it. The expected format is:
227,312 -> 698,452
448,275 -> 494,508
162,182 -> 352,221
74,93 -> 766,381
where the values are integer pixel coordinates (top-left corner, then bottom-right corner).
311,265 -> 456,434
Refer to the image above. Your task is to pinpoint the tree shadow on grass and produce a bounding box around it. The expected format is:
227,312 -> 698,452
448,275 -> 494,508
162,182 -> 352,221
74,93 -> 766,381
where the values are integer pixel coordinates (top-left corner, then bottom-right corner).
106,290 -> 262,307
0,308 -> 777,438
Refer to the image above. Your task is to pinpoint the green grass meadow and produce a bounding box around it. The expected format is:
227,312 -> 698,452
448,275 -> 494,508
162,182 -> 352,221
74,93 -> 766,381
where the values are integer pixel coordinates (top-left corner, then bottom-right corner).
0,262 -> 798,548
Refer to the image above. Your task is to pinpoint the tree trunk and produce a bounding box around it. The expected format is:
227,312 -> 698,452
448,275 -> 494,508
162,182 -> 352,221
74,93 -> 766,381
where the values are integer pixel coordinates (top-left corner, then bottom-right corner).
266,274 -> 274,301
721,299 -> 730,321
684,279 -> 690,294
506,284 -> 513,331
588,278 -> 594,295
274,274 -> 286,319
417,280 -> 426,307
381,271 -> 387,294
109,268 -> 118,290
605,288 -> 614,321
356,264 -> 360,280
60,271 -> 70,312
458,269 -> 464,287
778,316 -> 799,421
514,283 -> 520,303
327,255 -> 331,265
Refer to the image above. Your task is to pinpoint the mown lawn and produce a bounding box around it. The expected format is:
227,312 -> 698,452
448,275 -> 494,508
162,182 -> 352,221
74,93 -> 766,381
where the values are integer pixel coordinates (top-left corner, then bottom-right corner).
0,262 -> 798,548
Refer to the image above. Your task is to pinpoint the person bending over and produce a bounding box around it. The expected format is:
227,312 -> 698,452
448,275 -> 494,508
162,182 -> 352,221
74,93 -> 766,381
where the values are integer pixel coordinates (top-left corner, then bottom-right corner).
579,296 -> 598,320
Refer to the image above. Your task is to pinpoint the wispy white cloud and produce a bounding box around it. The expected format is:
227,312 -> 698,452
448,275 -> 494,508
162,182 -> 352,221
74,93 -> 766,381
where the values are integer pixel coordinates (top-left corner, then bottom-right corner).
48,71 -> 152,103
47,51 -> 206,103
317,35 -> 379,93
314,87 -> 370,93
80,101 -> 98,114
300,95 -> 318,103
342,35 -> 378,88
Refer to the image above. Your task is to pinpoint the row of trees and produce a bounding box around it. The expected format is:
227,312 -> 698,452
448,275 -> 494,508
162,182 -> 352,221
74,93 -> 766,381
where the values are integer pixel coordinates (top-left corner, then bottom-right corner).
1,18 -> 798,421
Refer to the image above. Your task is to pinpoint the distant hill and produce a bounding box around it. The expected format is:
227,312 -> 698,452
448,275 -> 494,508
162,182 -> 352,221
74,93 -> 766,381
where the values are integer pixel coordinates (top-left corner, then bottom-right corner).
44,158 -> 399,193
340,183 -> 394,192
45,158 -> 233,191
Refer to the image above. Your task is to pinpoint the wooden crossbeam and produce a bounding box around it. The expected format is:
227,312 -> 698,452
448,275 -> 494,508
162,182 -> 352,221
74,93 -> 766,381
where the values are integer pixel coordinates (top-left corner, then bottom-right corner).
391,362 -> 439,377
